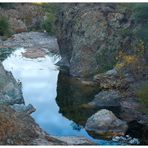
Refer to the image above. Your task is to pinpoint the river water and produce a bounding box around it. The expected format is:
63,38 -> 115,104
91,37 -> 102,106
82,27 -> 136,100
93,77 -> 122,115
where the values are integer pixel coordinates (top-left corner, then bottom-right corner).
2,47 -> 123,145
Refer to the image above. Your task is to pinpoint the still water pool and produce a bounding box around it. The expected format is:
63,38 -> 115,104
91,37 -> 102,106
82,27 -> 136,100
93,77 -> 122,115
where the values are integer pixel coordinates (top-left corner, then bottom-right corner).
2,47 -> 118,145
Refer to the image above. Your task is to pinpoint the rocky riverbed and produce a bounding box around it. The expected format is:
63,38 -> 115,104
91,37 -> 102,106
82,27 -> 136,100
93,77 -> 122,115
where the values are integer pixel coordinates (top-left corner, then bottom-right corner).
0,32 -> 59,54
0,3 -> 148,144
0,32 -> 94,145
1,31 -> 148,145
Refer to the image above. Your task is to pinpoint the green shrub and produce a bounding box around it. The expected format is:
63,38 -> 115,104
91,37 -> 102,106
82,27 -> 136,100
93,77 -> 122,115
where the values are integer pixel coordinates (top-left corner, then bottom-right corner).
96,48 -> 117,73
42,4 -> 58,34
137,82 -> 148,107
42,13 -> 56,34
0,16 -> 11,37
119,28 -> 133,38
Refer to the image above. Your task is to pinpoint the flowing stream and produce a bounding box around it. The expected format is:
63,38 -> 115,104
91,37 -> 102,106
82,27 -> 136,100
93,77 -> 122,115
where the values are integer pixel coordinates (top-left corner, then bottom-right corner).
2,47 -> 119,145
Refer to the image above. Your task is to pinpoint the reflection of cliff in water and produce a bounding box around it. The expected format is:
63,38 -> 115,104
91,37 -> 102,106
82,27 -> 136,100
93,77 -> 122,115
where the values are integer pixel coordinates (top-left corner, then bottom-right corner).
56,71 -> 100,126
0,48 -> 15,61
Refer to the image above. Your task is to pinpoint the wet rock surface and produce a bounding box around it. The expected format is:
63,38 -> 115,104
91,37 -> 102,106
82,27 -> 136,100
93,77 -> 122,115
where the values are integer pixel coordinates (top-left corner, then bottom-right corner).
85,109 -> 128,138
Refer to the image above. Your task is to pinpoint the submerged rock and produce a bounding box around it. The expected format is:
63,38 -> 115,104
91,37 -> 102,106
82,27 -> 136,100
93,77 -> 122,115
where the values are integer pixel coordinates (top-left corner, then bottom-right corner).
86,90 -> 122,108
22,48 -> 48,59
85,109 -> 128,138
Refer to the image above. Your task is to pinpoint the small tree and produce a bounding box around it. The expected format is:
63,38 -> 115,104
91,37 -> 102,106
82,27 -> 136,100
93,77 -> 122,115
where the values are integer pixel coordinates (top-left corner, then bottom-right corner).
42,13 -> 56,34
42,3 -> 58,34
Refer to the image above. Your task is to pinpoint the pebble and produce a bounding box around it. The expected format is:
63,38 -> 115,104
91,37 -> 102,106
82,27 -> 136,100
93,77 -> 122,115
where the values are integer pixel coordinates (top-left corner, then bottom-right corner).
112,135 -> 140,145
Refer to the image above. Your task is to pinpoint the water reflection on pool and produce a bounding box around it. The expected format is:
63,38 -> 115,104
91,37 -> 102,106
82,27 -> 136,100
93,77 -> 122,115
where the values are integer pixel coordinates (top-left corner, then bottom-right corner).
2,47 -> 116,145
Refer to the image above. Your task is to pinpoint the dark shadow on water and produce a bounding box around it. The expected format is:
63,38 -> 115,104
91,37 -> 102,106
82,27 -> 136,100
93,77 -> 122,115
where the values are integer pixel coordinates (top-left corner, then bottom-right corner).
56,70 -> 121,126
126,120 -> 148,145
0,47 -> 15,61
56,70 -> 100,126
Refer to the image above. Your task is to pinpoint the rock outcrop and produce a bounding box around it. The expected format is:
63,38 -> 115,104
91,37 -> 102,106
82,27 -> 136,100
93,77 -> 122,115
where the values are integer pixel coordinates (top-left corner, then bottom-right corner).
0,62 -> 23,105
85,109 -> 128,138
0,105 -> 66,145
56,3 -> 136,77
0,32 -> 59,54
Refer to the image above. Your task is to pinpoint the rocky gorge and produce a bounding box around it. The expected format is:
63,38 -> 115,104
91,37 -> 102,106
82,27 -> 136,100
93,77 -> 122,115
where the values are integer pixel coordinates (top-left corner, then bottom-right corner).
56,3 -> 148,144
0,3 -> 148,145
0,32 -> 94,145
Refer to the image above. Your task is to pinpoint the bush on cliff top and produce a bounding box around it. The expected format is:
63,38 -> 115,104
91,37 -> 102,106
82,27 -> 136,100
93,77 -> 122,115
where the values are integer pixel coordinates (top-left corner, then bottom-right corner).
42,4 -> 58,34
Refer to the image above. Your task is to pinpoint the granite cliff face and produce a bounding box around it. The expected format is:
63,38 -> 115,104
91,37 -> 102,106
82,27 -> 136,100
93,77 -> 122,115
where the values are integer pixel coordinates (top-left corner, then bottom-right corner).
56,3 -> 137,78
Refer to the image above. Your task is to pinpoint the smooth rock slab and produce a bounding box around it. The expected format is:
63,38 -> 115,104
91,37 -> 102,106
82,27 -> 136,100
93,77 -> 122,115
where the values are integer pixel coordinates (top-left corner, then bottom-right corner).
85,109 -> 128,138
1,32 -> 59,54
22,48 -> 48,59
51,136 -> 94,145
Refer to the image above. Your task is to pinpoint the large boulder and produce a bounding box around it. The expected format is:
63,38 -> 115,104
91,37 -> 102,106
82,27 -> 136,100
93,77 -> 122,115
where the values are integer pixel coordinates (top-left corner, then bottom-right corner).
85,109 -> 128,138
0,105 -> 66,145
